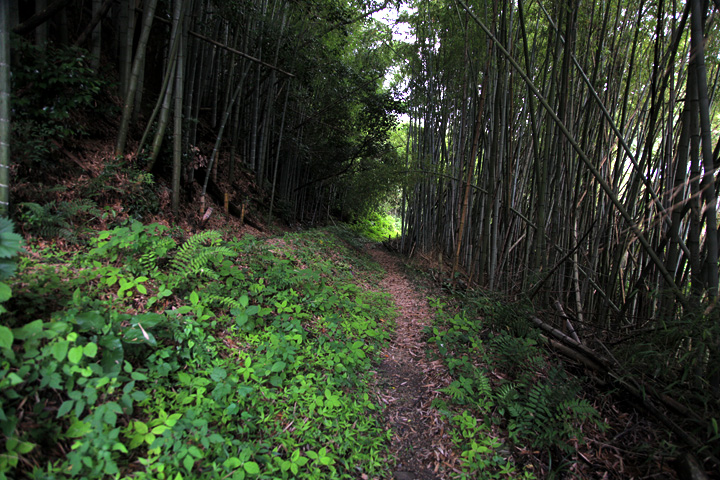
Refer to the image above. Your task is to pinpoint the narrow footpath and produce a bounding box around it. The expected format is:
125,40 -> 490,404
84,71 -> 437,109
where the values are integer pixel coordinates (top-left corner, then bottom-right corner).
368,246 -> 459,480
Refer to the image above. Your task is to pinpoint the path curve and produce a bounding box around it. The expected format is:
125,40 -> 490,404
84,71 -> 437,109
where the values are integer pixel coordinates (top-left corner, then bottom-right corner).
368,245 -> 457,480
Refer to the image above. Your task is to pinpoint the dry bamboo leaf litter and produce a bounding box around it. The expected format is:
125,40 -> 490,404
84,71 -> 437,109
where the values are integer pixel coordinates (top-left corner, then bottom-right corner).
367,246 -> 459,480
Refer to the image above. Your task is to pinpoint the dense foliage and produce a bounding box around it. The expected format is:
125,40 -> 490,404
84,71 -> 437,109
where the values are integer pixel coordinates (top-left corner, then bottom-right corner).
350,211 -> 401,242
0,224 -> 395,479
424,295 -> 606,477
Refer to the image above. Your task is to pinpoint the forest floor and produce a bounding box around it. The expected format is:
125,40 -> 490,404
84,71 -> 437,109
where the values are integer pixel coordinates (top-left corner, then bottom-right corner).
369,246 -> 456,480
364,242 -> 702,480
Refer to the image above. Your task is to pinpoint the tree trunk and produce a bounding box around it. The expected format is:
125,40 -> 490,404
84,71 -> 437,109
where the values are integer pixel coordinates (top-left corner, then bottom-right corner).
90,0 -> 102,69
116,0 -> 159,156
172,0 -> 186,214
35,0 -> 47,51
0,0 -> 10,216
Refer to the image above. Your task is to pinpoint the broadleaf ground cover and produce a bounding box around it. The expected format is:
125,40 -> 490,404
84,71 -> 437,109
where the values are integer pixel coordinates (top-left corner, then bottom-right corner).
0,222 -> 395,479
421,293 -> 608,478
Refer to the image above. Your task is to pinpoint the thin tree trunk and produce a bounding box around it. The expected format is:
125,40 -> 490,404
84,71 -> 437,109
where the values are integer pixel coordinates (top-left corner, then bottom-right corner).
137,8 -> 184,162
0,0 -> 10,216
90,0 -> 102,68
116,0 -> 159,156
201,69 -> 251,213
35,0 -> 47,51
172,0 -> 186,214
690,0 -> 719,298
147,60 -> 175,168
12,0 -> 71,35
75,0 -> 115,48
269,81 -> 291,220
453,65 -> 488,277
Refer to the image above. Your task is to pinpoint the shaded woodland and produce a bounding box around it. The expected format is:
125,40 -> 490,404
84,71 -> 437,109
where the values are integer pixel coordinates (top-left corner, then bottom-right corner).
398,0 -> 720,451
3,0 -> 402,223
1,0 -> 720,477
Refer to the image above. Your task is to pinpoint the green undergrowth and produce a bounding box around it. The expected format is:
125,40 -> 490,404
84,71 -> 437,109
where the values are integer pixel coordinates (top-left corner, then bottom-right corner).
349,211 -> 400,242
0,221 -> 395,479
423,294 -> 607,479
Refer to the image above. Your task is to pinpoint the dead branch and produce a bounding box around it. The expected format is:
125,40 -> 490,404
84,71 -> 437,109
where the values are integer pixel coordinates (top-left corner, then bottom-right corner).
531,315 -> 720,470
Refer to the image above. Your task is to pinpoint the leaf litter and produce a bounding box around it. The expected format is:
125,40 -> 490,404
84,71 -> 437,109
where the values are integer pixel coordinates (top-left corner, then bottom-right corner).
368,245 -> 460,479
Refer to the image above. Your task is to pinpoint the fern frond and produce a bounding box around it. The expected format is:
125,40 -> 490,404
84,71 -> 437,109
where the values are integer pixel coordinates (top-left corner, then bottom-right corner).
167,231 -> 234,289
204,294 -> 246,310
170,231 -> 222,272
138,237 -> 176,275
62,199 -> 101,219
473,370 -> 492,398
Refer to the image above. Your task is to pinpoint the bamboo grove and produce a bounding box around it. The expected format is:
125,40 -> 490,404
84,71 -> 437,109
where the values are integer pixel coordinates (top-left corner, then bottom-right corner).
398,0 -> 720,392
4,0 -> 402,222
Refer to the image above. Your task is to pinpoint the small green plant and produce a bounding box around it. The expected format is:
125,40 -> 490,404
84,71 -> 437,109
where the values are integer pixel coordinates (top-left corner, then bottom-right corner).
167,230 -> 235,292
495,366 -> 604,454
425,291 -> 605,477
19,199 -> 101,243
82,159 -> 160,219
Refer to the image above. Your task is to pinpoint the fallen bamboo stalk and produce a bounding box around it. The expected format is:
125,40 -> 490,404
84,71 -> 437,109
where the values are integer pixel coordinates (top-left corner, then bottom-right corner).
530,315 -> 719,470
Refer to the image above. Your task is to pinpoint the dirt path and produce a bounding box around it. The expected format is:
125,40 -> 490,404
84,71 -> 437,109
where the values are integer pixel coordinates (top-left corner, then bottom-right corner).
368,246 -> 458,480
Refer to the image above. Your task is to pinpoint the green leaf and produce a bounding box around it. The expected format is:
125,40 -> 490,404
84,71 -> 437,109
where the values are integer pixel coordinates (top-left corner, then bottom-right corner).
123,325 -> 157,346
65,419 -> 91,438
74,311 -> 106,332
0,283 -> 11,302
223,457 -> 242,469
211,367 -> 227,382
136,284 -> 147,294
235,313 -> 249,327
13,319 -> 43,340
134,421 -> 148,434
83,342 -> 98,358
0,218 -> 24,259
189,291 -> 199,305
52,340 -> 69,362
112,442 -> 128,454
183,454 -> 195,472
57,400 -> 74,418
166,413 -> 182,426
243,461 -> 260,474
16,441 -> 35,454
100,335 -> 123,374
67,345 -> 83,364
0,325 -> 12,349
6,436 -> 17,451
178,372 -> 192,385
131,313 -> 164,329
131,391 -> 148,402
0,259 -> 17,282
